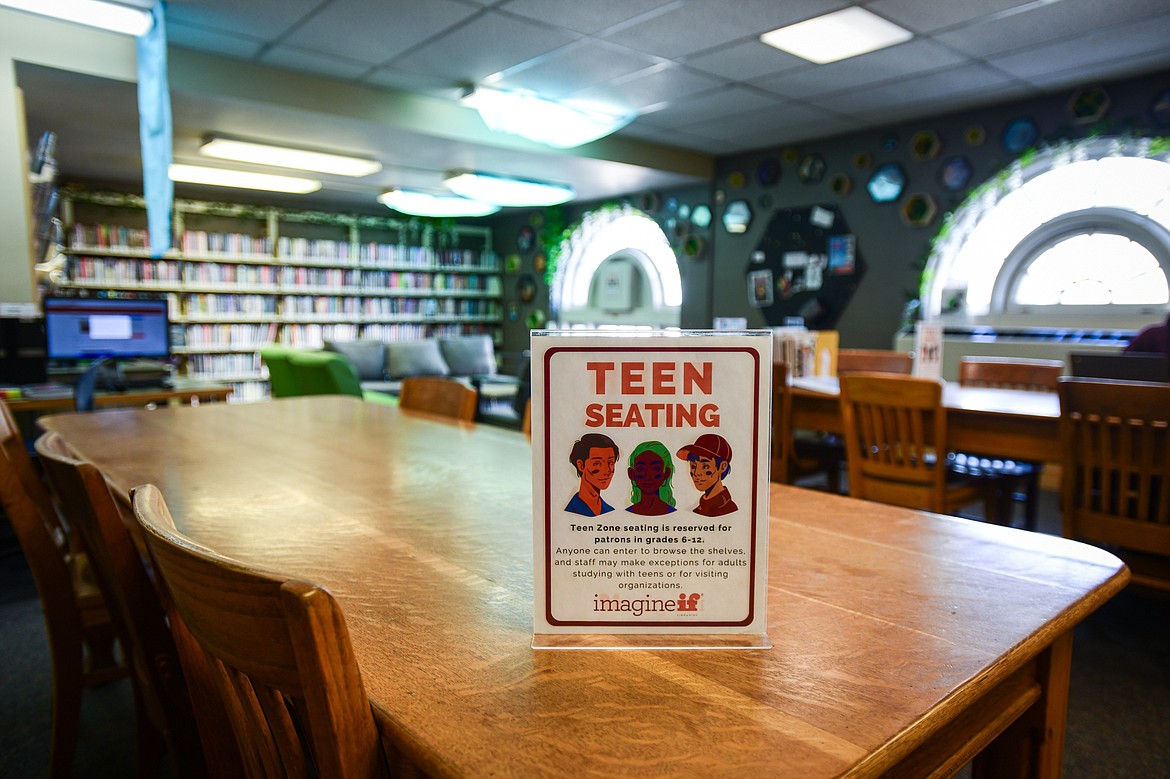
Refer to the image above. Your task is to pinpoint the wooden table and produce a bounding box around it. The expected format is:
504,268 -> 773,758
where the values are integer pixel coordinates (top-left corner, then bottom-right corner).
6,381 -> 232,413
790,377 -> 1062,463
40,396 -> 1127,778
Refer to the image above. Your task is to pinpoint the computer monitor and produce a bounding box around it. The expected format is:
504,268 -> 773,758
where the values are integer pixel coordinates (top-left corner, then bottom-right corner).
1068,351 -> 1170,383
43,295 -> 170,362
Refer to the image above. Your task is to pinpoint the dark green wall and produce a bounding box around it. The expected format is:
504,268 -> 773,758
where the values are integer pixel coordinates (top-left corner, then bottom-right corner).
710,68 -> 1170,348
484,67 -> 1170,357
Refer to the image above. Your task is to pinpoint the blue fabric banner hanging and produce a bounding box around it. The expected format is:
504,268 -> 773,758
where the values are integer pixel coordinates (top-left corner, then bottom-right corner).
137,1 -> 172,259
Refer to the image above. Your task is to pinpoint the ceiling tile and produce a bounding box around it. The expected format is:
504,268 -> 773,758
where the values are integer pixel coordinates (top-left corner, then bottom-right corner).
637,85 -> 784,129
685,40 -> 808,82
167,27 -> 266,60
279,0 -> 481,65
806,63 -> 1024,116
866,0 -> 1036,34
570,64 -> 725,114
752,39 -> 970,100
494,41 -> 661,100
601,0 -> 850,60
258,45 -> 374,80
989,13 -> 1170,83
680,102 -> 840,141
164,0 -> 322,40
497,0 -> 678,35
392,10 -> 578,83
931,0 -> 1170,60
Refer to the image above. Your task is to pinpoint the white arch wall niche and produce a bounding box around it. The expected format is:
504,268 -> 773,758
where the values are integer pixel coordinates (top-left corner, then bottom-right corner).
550,204 -> 682,329
923,137 -> 1170,325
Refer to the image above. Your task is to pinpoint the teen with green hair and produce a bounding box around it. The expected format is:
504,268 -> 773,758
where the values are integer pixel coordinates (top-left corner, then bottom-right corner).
626,440 -> 677,515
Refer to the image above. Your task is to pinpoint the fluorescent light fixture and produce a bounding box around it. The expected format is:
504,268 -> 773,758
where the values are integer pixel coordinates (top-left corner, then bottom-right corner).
169,164 -> 321,194
444,170 -> 574,207
760,7 -> 912,64
200,136 -> 382,177
460,86 -> 634,149
377,189 -> 499,218
0,0 -> 153,36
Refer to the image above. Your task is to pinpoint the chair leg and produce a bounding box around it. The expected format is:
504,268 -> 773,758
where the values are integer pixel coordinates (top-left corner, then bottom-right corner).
48,645 -> 84,779
1022,472 -> 1041,532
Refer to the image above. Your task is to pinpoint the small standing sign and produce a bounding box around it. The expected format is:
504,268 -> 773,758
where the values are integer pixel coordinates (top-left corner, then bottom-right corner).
914,321 -> 944,379
531,330 -> 771,649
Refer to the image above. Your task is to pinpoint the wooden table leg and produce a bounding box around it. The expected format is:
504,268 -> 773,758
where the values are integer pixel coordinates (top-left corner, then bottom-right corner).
973,632 -> 1074,779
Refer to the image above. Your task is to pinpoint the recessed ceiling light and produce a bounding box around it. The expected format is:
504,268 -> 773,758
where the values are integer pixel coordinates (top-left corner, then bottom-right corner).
444,170 -> 574,207
460,86 -> 634,149
0,0 -> 153,36
760,7 -> 913,65
169,164 -> 321,194
377,189 -> 500,218
200,136 -> 382,177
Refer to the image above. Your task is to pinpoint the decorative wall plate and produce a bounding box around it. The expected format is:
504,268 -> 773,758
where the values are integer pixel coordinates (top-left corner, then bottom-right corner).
517,274 -> 537,303
691,204 -> 713,229
938,156 -> 973,191
526,309 -> 547,328
639,191 -> 661,212
1067,86 -> 1110,124
533,253 -> 547,272
682,234 -> 705,259
1002,118 -> 1038,153
900,193 -> 938,228
722,200 -> 753,234
829,174 -> 853,196
910,130 -> 942,161
1151,89 -> 1170,128
757,157 -> 781,186
799,154 -> 826,183
727,171 -> 746,189
853,152 -> 873,169
866,163 -> 906,203
517,226 -> 535,252
505,254 -> 521,273
964,125 -> 987,146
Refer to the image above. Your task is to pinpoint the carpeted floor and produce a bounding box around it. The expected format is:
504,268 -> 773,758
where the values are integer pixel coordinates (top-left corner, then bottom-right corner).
1,490 -> 1168,778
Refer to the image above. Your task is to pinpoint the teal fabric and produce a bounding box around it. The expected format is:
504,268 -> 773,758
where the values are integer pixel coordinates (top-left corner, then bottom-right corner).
136,1 -> 172,258
259,346 -> 301,398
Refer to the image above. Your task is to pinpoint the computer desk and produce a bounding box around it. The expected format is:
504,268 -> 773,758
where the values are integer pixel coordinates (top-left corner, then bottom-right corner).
42,396 -> 1127,778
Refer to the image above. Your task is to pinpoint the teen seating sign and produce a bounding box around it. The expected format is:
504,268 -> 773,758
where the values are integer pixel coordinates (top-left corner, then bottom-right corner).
532,330 -> 771,648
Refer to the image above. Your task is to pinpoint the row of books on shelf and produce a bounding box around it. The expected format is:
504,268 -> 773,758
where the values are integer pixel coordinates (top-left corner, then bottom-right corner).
772,328 -> 839,378
67,258 -> 502,292
71,225 -> 492,270
174,293 -> 499,319
179,322 -> 280,349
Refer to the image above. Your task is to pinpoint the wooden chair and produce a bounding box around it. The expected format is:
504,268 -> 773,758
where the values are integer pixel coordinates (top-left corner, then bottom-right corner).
130,484 -> 390,779
952,357 -> 1065,529
837,348 -> 913,375
398,376 -> 478,422
958,356 -> 1063,390
771,363 -> 843,490
839,373 -> 989,515
1058,377 -> 1170,593
521,398 -> 532,438
35,432 -> 211,779
0,400 -> 124,779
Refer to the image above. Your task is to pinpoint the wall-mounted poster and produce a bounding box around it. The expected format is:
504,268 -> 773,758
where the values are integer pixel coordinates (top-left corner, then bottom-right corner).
531,330 -> 772,649
743,204 -> 866,330
748,269 -> 773,307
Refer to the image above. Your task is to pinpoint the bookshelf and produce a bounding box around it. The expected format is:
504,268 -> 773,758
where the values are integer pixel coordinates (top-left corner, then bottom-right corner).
58,191 -> 499,402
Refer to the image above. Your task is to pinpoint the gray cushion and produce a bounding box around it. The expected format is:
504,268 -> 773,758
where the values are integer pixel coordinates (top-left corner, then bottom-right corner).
439,335 -> 497,376
324,339 -> 386,382
386,340 -> 450,379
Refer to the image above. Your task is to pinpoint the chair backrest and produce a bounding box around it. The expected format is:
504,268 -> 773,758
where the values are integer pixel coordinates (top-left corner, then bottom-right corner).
287,350 -> 364,398
398,376 -> 478,422
0,399 -> 79,643
958,356 -> 1063,391
1058,377 -> 1170,592
35,432 -> 210,775
771,363 -> 793,483
837,348 -> 913,375
259,346 -> 302,398
131,484 -> 389,779
839,373 -> 949,511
